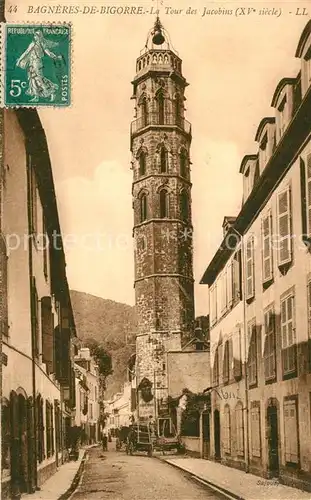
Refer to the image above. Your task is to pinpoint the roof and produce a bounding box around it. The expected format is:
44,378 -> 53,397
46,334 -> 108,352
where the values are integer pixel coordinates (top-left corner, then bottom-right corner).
295,20 -> 311,58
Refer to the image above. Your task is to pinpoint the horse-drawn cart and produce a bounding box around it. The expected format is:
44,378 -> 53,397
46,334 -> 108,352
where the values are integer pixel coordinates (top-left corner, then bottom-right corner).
126,422 -> 153,457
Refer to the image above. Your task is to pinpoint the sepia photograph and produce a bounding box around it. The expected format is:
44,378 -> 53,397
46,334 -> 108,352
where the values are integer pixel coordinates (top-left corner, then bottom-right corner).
1,0 -> 311,498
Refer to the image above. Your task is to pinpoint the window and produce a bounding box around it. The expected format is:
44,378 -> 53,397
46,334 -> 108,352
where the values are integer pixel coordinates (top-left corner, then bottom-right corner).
175,94 -> 181,124
213,346 -> 219,386
305,154 -> 311,237
180,149 -> 187,177
140,193 -> 148,222
31,277 -> 39,358
247,319 -> 257,387
235,402 -> 244,457
260,133 -> 268,169
278,95 -> 287,137
160,147 -> 168,173
139,151 -> 146,176
36,395 -> 45,462
223,341 -> 229,384
244,167 -> 253,198
157,92 -> 165,124
250,404 -> 261,458
180,190 -> 189,221
30,160 -> 38,234
159,189 -> 169,218
210,285 -> 217,326
226,262 -> 233,308
0,234 -> 8,337
284,398 -> 299,464
264,306 -> 276,381
221,270 -> 227,314
308,279 -> 311,370
46,401 -> 54,458
277,187 -> 292,266
281,292 -> 296,376
246,236 -> 255,300
141,97 -> 148,127
232,250 -> 242,302
223,405 -> 231,454
41,296 -> 54,374
262,212 -> 273,283
42,216 -> 48,278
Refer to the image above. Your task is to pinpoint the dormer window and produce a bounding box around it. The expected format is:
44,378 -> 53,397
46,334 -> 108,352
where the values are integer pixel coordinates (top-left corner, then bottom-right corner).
244,167 -> 253,199
278,95 -> 287,137
260,133 -> 268,170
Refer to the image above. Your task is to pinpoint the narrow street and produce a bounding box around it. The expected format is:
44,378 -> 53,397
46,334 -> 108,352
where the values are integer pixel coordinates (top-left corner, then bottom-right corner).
71,446 -> 226,500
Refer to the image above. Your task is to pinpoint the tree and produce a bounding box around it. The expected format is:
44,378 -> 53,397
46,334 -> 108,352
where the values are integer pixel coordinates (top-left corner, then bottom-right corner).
84,338 -> 113,390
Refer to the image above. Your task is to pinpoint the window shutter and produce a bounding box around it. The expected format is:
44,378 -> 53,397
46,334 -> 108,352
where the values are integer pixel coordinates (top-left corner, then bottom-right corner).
227,263 -> 233,307
0,234 -> 8,336
306,154 -> 311,237
210,286 -> 215,326
308,281 -> 311,338
233,326 -> 242,380
277,188 -> 292,265
221,270 -> 227,313
284,400 -> 299,463
246,237 -> 255,300
42,296 -> 54,374
262,213 -> 273,282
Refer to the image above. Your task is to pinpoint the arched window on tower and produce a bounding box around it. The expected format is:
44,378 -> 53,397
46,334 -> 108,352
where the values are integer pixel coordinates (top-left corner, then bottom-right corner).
140,193 -> 148,222
159,189 -> 169,218
180,149 -> 187,177
160,146 -> 168,173
180,190 -> 189,221
175,94 -> 181,125
139,151 -> 146,176
157,92 -> 165,125
140,96 -> 148,128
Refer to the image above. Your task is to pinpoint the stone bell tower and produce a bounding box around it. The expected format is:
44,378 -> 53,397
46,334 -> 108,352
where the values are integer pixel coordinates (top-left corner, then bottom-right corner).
131,18 -> 194,420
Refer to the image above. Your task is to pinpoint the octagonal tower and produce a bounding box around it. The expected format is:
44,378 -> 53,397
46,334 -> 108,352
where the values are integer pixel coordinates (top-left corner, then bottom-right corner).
131,18 -> 195,420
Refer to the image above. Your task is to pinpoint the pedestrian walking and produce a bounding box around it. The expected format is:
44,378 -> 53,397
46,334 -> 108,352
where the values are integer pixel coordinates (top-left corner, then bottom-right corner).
102,431 -> 108,451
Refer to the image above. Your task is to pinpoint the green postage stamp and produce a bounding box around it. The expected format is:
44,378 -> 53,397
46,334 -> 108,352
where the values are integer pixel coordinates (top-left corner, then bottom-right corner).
2,24 -> 71,107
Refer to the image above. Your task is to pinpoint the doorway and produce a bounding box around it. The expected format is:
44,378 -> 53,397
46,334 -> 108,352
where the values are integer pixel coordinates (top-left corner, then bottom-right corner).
267,405 -> 279,477
202,412 -> 210,459
214,409 -> 221,460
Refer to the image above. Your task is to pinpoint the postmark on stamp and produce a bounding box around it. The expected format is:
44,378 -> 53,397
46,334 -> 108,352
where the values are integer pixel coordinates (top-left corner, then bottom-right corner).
2,24 -> 71,107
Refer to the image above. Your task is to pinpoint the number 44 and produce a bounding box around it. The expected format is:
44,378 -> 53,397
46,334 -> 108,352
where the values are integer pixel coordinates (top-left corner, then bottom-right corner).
9,80 -> 27,97
8,5 -> 18,13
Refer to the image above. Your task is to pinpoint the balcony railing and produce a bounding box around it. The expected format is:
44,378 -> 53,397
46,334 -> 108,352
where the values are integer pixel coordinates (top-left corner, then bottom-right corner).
131,112 -> 191,136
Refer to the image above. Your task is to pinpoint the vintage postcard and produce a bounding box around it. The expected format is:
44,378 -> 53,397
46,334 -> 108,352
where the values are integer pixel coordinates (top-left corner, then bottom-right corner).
1,0 -> 311,499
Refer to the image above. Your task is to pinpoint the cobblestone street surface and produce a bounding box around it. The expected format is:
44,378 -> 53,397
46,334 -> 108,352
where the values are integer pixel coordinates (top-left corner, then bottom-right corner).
71,446 -> 226,500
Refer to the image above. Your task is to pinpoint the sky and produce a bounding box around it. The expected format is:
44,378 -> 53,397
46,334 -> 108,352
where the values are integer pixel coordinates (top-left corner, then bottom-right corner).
8,0 -> 310,315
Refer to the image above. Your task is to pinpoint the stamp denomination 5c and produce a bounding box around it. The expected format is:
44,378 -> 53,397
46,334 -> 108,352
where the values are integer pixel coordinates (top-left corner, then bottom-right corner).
2,24 -> 71,107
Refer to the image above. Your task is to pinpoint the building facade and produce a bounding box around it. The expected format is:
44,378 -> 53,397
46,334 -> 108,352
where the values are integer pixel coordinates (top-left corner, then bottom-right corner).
131,18 -> 195,421
201,21 -> 311,492
1,109 -> 76,498
74,348 -> 100,444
